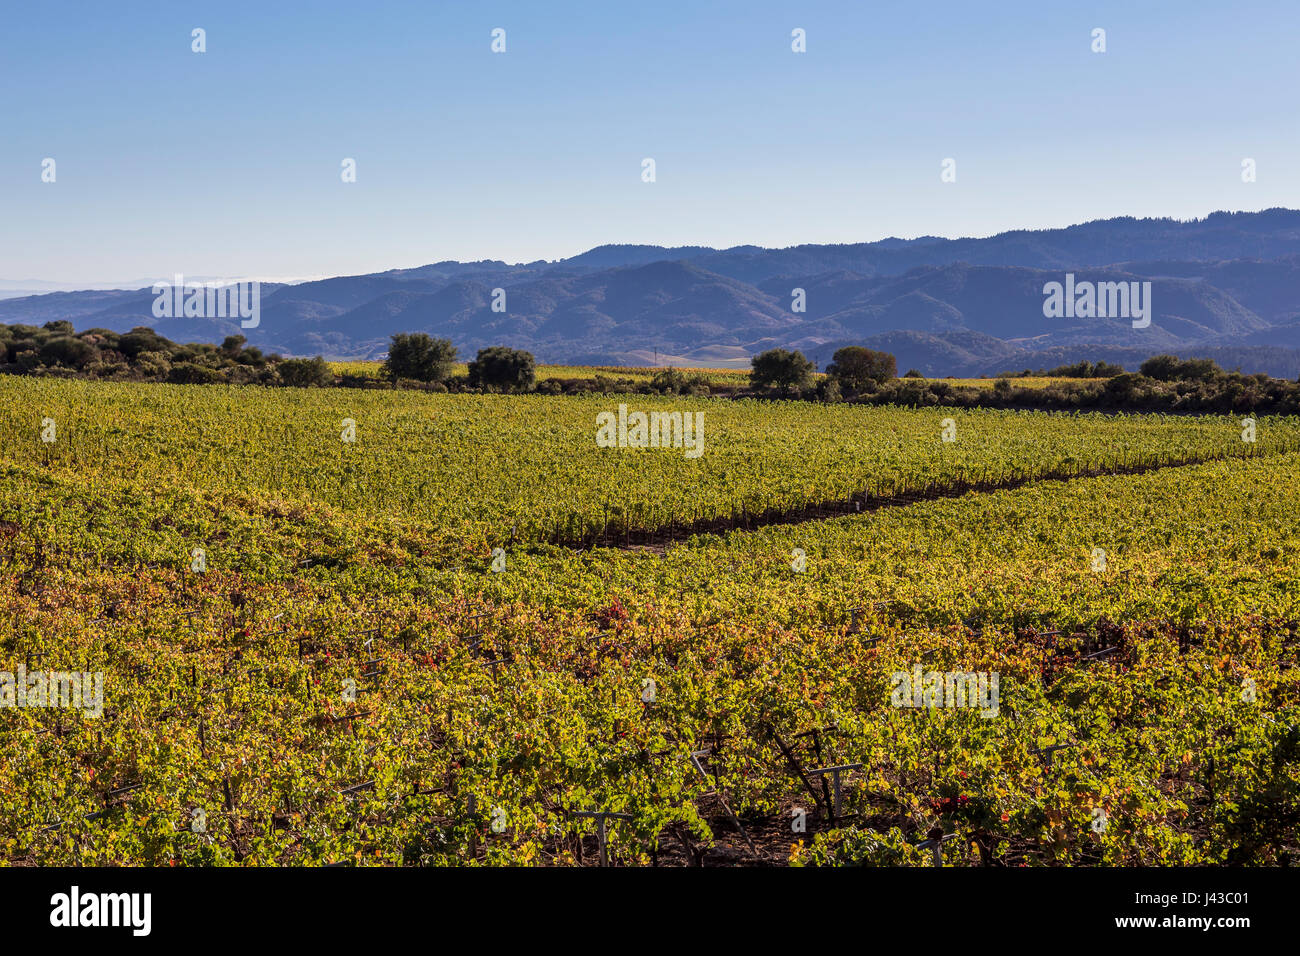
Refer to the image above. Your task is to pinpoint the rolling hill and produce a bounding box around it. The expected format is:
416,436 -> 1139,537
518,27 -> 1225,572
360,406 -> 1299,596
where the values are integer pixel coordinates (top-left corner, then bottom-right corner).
6,209 -> 1300,375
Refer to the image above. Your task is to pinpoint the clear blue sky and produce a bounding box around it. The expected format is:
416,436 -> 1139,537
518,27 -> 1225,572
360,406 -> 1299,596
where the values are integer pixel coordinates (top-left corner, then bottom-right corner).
3,0 -> 1298,284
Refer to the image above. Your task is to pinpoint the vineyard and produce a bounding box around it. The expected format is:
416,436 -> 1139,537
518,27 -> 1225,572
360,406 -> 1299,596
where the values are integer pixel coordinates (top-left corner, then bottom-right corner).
325,361 -> 1084,391
326,361 -> 753,387
0,376 -> 1297,866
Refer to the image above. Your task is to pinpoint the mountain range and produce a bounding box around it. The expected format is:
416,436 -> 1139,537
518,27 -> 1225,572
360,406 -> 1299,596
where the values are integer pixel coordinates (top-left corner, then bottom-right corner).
7,209 -> 1300,377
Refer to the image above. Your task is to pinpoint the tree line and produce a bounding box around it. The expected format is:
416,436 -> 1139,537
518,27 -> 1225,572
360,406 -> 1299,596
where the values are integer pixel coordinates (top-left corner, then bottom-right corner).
0,324 -> 540,392
4,322 -> 1298,414
745,345 -> 1300,414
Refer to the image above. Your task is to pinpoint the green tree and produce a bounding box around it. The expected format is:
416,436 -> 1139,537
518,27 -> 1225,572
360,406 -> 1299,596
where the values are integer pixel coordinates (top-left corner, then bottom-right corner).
826,346 -> 897,391
467,346 -> 536,392
749,348 -> 814,394
383,333 -> 457,383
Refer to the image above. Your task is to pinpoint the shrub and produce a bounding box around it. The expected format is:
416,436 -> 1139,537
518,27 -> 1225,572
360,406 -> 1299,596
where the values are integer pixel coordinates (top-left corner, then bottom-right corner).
167,362 -> 224,385
468,347 -> 536,392
134,350 -> 172,379
277,356 -> 334,388
1140,355 -> 1223,382
826,346 -> 897,391
536,378 -> 565,395
816,376 -> 842,403
38,336 -> 98,369
118,328 -> 169,359
81,360 -> 121,379
1043,360 -> 1126,378
650,368 -> 687,394
1103,372 -> 1152,403
383,333 -> 457,383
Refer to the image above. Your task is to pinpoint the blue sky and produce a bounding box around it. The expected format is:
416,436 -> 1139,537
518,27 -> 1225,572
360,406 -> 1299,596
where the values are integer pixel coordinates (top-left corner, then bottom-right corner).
3,0 -> 1298,284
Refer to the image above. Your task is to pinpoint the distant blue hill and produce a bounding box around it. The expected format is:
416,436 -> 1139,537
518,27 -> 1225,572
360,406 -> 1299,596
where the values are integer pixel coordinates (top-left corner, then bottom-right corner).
6,209 -> 1300,376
